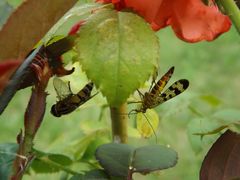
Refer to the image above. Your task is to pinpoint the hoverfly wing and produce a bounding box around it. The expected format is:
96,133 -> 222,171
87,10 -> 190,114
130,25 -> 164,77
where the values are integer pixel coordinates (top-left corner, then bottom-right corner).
157,79 -> 189,104
53,77 -> 73,100
150,66 -> 175,96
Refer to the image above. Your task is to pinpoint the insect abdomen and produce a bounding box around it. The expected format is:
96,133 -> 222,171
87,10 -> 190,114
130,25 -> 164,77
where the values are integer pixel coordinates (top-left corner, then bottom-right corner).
76,82 -> 93,102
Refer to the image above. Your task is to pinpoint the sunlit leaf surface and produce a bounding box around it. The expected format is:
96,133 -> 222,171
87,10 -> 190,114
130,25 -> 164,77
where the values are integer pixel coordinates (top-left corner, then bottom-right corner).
76,8 -> 159,106
96,143 -> 177,177
136,109 -> 159,138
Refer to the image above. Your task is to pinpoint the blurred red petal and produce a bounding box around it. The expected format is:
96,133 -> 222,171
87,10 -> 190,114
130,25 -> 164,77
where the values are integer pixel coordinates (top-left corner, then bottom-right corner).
96,0 -> 125,10
97,0 -> 231,42
68,20 -> 85,35
0,60 -> 21,76
0,60 -> 21,92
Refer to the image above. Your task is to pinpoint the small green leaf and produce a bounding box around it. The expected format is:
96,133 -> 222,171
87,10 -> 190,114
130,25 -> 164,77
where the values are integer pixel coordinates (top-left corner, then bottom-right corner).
188,109 -> 240,138
0,143 -> 18,180
69,169 -> 109,180
70,129 -> 109,160
188,117 -> 221,136
187,117 -> 221,153
95,143 -> 177,178
82,137 -> 109,160
212,109 -> 240,124
31,150 -> 73,174
133,145 -> 177,173
96,143 -> 134,177
136,109 -> 159,138
84,169 -> 109,179
69,174 -> 84,180
76,8 -> 159,106
193,125 -> 229,136
200,95 -> 222,106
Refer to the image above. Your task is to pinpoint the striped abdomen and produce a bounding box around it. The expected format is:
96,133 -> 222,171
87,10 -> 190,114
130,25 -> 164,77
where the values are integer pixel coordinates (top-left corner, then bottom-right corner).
51,82 -> 94,117
150,66 -> 174,97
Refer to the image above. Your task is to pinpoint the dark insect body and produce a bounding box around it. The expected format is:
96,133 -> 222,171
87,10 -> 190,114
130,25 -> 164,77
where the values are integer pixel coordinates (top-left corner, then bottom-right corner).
51,78 -> 96,117
130,66 -> 189,114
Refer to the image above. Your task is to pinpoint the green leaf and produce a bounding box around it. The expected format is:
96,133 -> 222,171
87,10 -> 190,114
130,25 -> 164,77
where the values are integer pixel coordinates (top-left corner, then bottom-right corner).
133,145 -> 177,173
0,143 -> 18,180
136,109 -> 159,138
70,170 -> 109,180
70,129 -> 109,160
96,143 -> 134,177
188,109 -> 240,139
69,174 -> 84,180
46,3 -> 102,37
82,137 -> 109,160
200,95 -> 222,107
95,143 -> 177,178
76,8 -> 159,106
212,109 -> 240,124
187,117 -> 221,153
31,150 -> 73,174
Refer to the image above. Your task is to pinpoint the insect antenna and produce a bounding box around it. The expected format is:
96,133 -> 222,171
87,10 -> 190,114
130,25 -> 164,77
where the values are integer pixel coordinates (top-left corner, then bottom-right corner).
142,113 -> 158,144
127,101 -> 142,104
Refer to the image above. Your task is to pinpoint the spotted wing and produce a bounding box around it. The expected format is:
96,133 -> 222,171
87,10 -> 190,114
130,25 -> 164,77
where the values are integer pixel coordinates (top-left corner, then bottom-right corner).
53,77 -> 73,100
156,79 -> 189,104
150,66 -> 174,96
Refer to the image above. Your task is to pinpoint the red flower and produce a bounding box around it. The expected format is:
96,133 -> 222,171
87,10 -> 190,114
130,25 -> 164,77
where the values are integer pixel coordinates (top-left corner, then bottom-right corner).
96,0 -> 231,42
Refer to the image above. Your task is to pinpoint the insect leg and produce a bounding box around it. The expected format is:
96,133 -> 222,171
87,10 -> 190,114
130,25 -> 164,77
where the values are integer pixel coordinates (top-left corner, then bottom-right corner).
149,69 -> 158,91
90,91 -> 99,98
127,101 -> 142,104
128,109 -> 138,118
142,113 -> 158,143
137,89 -> 145,100
67,81 -> 73,93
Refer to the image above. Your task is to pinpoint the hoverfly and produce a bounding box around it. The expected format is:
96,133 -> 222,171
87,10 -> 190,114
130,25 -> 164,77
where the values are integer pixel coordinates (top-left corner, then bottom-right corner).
130,66 -> 189,114
51,78 -> 97,117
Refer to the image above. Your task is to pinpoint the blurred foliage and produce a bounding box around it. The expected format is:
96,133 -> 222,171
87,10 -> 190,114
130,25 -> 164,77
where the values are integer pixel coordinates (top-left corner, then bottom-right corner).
95,143 -> 177,178
0,0 -> 14,27
136,109 -> 159,139
0,0 -> 240,179
0,0 -> 24,27
7,0 -> 22,8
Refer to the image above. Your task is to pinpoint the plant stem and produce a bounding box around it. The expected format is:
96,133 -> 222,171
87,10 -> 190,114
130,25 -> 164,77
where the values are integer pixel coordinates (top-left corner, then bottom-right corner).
110,103 -> 128,143
217,0 -> 240,34
11,53 -> 51,180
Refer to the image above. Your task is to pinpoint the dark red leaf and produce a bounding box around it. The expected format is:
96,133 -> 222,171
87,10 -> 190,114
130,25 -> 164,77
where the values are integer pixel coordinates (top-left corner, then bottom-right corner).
200,130 -> 240,180
0,0 -> 77,61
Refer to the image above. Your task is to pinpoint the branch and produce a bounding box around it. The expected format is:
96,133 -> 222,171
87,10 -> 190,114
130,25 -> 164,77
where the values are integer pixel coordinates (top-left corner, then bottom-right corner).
110,103 -> 128,143
11,54 -> 52,180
